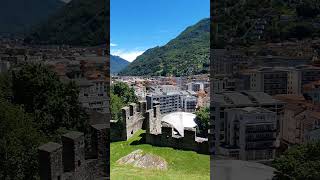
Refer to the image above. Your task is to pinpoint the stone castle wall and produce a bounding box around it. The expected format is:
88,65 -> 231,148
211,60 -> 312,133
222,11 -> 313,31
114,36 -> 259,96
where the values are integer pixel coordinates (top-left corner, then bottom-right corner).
145,123 -> 209,154
38,124 -> 109,180
111,101 -> 209,154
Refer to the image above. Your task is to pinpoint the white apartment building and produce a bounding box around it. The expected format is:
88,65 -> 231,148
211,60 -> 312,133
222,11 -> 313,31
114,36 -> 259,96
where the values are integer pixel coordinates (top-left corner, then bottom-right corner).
211,91 -> 284,156
77,78 -> 109,113
250,67 -> 289,95
222,107 -> 277,161
146,89 -> 198,114
146,92 -> 181,114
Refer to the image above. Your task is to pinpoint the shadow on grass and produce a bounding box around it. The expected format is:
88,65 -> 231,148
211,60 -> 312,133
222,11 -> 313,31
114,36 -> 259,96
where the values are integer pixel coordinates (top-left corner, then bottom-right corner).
130,132 -> 146,145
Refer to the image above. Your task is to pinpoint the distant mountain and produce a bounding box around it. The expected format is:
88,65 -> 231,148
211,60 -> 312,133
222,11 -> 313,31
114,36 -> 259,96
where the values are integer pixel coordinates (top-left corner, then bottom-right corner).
26,0 -> 107,46
119,18 -> 210,76
0,0 -> 65,35
111,55 -> 130,74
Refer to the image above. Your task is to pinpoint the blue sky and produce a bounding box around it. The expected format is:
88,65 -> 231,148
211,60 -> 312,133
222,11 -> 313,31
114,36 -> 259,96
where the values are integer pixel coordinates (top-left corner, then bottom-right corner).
111,0 -> 210,62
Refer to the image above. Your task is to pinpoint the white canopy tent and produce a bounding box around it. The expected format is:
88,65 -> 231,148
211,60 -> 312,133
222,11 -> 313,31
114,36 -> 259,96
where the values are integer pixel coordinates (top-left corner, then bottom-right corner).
161,112 -> 197,137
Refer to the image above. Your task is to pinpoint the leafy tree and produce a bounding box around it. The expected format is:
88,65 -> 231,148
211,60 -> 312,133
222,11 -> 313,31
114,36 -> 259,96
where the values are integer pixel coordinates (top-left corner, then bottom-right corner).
0,72 -> 12,101
11,64 -> 88,136
273,141 -> 320,179
195,107 -> 210,137
111,82 -> 138,105
110,82 -> 138,139
110,92 -> 124,122
110,82 -> 138,123
0,99 -> 45,180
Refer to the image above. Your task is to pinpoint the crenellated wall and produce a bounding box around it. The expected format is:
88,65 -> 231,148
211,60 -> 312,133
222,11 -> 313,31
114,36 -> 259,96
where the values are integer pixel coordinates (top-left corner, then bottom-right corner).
146,123 -> 209,154
38,124 -> 109,180
120,101 -> 161,140
111,101 -> 209,154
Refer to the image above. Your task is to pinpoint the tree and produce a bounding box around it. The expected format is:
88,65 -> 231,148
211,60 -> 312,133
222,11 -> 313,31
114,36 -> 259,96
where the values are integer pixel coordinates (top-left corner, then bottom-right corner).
11,64 -> 88,136
0,99 -> 45,180
111,82 -> 138,105
110,82 -> 138,122
110,92 -> 124,122
195,107 -> 210,137
273,141 -> 320,179
0,72 -> 12,101
110,82 -> 138,140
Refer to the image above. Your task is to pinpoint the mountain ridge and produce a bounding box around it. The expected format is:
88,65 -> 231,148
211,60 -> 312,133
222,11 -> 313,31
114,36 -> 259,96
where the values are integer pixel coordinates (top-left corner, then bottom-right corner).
111,55 -> 130,74
26,0 -> 107,46
0,0 -> 65,35
119,18 -> 210,77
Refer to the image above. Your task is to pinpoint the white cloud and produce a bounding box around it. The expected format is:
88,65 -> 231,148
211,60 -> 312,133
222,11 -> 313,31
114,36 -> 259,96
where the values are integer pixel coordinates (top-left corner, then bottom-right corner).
111,49 -> 145,62
110,43 -> 118,47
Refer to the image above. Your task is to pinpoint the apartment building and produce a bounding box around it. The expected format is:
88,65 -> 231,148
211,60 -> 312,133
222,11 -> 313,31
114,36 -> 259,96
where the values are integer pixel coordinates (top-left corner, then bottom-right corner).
221,107 -> 277,161
76,78 -> 109,113
146,89 -> 198,114
250,67 -> 289,95
211,91 -> 284,155
212,49 -> 247,76
186,82 -> 210,92
134,86 -> 147,100
288,65 -> 320,94
249,65 -> 320,96
146,92 -> 181,114
181,96 -> 197,113
187,82 -> 201,92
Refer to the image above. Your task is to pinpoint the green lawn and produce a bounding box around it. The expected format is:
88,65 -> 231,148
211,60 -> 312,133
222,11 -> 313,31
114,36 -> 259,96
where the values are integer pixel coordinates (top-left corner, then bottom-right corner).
110,130 -> 210,180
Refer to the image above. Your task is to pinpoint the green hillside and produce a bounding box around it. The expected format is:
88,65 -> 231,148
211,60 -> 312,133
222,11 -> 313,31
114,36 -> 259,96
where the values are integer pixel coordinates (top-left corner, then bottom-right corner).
212,0 -> 320,48
0,0 -> 64,35
120,18 -> 210,77
25,0 -> 107,46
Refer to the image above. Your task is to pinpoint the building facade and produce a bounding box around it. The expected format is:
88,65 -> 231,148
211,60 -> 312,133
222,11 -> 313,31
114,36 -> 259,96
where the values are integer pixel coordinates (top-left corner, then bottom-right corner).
221,107 -> 277,161
211,91 -> 284,156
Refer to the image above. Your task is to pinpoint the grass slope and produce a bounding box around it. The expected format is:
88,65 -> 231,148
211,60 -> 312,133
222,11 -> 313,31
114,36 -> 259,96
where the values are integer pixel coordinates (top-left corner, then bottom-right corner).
111,130 -> 210,180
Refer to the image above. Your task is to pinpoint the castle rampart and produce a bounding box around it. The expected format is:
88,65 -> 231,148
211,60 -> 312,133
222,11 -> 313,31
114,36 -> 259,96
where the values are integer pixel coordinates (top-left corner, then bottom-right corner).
111,101 -> 209,154
38,124 -> 109,180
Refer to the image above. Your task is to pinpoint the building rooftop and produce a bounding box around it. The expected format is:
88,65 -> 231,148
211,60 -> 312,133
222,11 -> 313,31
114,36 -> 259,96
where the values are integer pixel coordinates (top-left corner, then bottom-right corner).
224,92 -> 253,105
213,91 -> 283,106
245,91 -> 280,104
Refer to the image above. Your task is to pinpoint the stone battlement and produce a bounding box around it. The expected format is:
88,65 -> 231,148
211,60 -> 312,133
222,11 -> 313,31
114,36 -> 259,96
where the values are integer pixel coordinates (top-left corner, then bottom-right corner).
120,101 -> 160,140
38,124 -> 109,180
111,102 -> 209,154
146,123 -> 209,154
